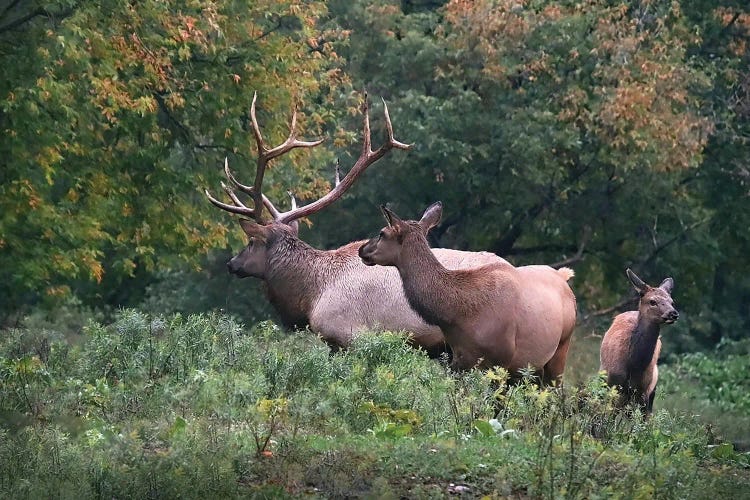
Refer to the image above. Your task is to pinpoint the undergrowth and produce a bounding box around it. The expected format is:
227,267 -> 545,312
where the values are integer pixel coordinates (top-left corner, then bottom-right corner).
0,310 -> 748,498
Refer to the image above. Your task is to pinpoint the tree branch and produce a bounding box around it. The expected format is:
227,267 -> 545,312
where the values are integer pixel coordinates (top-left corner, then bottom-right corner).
489,158 -> 593,255
586,295 -> 638,319
154,93 -> 192,143
550,226 -> 591,269
583,218 -> 709,319
0,6 -> 74,34
0,7 -> 44,33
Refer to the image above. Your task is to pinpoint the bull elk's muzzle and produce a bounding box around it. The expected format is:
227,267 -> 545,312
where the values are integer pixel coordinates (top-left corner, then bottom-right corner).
226,259 -> 249,278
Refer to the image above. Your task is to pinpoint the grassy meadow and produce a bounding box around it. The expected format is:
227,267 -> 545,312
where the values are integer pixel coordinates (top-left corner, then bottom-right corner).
1,310 -> 748,498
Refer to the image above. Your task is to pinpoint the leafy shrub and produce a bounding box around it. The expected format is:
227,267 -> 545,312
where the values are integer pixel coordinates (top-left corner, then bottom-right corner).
0,311 -> 747,498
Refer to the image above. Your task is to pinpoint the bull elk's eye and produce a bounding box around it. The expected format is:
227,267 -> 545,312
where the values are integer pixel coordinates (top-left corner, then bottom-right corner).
649,299 -> 657,306
379,230 -> 385,238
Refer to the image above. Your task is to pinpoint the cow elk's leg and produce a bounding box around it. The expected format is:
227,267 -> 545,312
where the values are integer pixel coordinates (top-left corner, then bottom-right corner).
542,336 -> 572,386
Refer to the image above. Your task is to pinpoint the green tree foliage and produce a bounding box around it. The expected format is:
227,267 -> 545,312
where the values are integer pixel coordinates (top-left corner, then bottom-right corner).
2,1 -> 748,351
679,2 -> 750,343
0,0 -> 348,318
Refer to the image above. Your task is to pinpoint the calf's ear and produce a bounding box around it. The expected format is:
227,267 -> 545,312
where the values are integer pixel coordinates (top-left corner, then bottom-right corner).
658,277 -> 674,294
626,268 -> 649,295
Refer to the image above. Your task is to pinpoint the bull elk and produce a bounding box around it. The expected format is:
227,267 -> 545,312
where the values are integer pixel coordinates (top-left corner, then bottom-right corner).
358,202 -> 577,384
205,94 -> 504,354
599,269 -> 679,414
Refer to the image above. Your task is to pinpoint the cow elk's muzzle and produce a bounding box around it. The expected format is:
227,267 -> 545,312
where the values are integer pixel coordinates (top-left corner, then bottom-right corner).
358,241 -> 376,266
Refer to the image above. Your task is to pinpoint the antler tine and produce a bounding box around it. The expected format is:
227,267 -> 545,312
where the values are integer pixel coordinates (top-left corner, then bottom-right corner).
361,92 -> 372,156
221,181 -> 246,207
223,158 -> 284,221
261,194 -> 281,219
249,92 -> 264,152
334,159 -> 341,186
265,110 -> 326,161
249,94 -> 325,221
203,158 -> 259,217
379,98 -> 411,152
223,158 -> 253,196
204,187 -> 256,217
275,96 -> 412,225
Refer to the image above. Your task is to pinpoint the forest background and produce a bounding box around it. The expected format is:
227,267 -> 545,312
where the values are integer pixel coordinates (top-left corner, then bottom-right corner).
2,0 -> 750,496
2,0 -> 749,354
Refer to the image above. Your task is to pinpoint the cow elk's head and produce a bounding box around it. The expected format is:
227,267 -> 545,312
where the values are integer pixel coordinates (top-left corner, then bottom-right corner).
626,268 -> 679,325
359,202 -> 443,267
205,92 -> 411,278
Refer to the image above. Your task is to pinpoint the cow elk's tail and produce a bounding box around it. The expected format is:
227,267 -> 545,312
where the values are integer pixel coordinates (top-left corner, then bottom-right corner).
557,267 -> 575,281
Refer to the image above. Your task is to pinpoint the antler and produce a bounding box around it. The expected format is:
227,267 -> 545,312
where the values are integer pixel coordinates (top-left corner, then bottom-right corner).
205,92 -> 411,225
204,92 -> 325,222
274,95 -> 411,224
204,158 -> 282,218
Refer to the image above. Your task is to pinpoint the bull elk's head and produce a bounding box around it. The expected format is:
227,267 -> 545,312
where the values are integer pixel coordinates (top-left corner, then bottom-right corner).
205,92 -> 411,278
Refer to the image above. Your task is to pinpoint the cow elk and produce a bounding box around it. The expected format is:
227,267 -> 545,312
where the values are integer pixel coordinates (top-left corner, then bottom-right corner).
205,94 -> 505,354
358,202 -> 577,384
599,268 -> 678,414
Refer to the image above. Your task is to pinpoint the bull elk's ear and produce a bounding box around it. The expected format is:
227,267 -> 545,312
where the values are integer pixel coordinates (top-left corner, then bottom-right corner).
418,201 -> 443,234
626,268 -> 649,295
239,219 -> 270,240
658,277 -> 674,294
380,204 -> 404,228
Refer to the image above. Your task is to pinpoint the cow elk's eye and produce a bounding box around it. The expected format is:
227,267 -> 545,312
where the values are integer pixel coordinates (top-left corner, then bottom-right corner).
379,230 -> 385,238
649,299 -> 657,306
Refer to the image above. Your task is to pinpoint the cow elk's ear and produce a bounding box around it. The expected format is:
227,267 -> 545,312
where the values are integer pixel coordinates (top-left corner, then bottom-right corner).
239,219 -> 270,240
658,277 -> 674,294
626,268 -> 649,295
380,204 -> 404,229
418,201 -> 443,234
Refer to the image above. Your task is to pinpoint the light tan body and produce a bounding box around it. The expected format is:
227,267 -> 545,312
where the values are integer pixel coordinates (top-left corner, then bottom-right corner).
359,203 -> 577,383
405,258 -> 576,381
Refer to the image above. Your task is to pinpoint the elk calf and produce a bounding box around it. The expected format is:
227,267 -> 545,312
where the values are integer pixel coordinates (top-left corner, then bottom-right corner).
599,269 -> 679,414
359,202 -> 577,384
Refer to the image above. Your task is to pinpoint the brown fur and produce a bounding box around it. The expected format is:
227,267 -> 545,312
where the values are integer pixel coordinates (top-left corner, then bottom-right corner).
359,203 -> 577,384
230,220 -> 505,354
599,269 -> 678,414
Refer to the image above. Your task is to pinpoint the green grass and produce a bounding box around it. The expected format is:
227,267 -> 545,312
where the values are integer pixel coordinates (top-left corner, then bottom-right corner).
1,311 -> 748,498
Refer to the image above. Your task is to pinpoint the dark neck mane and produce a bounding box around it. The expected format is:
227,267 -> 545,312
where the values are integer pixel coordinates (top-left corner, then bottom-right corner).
396,231 -> 459,326
627,314 -> 661,377
264,232 -> 342,328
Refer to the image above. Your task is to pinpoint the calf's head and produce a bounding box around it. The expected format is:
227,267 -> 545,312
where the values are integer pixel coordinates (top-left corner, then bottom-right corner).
359,202 -> 443,267
626,268 -> 679,325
